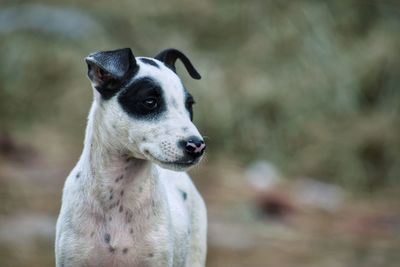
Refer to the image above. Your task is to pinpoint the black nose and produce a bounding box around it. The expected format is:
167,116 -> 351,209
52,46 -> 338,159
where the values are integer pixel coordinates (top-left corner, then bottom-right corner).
185,137 -> 206,156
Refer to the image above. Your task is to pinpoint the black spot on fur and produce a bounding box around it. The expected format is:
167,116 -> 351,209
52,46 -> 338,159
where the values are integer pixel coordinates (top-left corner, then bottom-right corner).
142,137 -> 147,141
90,231 -> 95,237
179,189 -> 187,201
139,186 -> 143,192
119,205 -> 123,212
123,248 -> 129,254
109,194 -> 113,200
76,172 -> 80,179
115,175 -> 123,182
140,58 -> 160,68
171,98 -> 178,108
109,216 -> 112,221
182,127 -> 188,132
148,253 -> 154,258
109,246 -> 116,253
130,228 -> 133,234
104,233 -> 111,244
125,210 -> 133,223
120,190 -> 124,196
118,77 -> 166,120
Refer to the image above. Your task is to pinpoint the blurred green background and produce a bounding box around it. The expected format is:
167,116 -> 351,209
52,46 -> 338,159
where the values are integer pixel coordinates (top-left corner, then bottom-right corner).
0,0 -> 399,266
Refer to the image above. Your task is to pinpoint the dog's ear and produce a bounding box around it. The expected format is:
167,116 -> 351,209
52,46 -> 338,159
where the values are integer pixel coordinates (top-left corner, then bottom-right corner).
155,49 -> 201,80
85,48 -> 138,99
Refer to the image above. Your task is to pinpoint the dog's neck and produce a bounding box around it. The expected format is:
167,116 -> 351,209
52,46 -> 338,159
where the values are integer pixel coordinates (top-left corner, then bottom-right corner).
79,102 -> 157,209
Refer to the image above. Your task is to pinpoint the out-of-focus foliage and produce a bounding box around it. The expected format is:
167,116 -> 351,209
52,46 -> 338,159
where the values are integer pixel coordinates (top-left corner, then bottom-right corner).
1,0 -> 399,190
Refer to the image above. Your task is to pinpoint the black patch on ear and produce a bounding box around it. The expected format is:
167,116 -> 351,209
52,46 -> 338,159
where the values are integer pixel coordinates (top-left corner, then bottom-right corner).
85,48 -> 138,100
140,58 -> 160,68
118,77 -> 166,120
155,48 -> 201,80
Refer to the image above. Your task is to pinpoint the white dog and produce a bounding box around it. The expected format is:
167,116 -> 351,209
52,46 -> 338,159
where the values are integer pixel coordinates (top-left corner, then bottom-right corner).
55,48 -> 207,267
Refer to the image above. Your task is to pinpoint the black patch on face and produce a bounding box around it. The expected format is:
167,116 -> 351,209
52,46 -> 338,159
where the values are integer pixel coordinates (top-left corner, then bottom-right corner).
118,77 -> 166,120
185,91 -> 195,121
140,58 -> 160,68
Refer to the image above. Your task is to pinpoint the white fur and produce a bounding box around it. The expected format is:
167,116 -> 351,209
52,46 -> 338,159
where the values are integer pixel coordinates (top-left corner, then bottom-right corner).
55,59 -> 207,267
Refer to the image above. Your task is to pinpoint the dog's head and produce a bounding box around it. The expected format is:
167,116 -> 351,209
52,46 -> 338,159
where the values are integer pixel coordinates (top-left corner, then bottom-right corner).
85,48 -> 205,171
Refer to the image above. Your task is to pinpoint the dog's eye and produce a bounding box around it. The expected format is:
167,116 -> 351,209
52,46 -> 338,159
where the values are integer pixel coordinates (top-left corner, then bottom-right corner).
143,98 -> 158,110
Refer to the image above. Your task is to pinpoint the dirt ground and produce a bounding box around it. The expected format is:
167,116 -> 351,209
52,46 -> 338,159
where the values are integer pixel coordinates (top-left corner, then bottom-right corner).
0,131 -> 399,267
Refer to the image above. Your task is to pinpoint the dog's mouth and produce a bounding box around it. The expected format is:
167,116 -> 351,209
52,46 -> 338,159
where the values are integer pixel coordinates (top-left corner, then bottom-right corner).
143,150 -> 199,169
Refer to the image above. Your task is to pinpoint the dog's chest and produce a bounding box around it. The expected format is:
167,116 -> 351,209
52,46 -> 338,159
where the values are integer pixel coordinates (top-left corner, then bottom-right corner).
79,192 -> 172,267
59,164 -> 193,267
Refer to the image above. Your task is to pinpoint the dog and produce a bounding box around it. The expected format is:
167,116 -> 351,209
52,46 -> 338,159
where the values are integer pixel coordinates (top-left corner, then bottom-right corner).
55,48 -> 207,267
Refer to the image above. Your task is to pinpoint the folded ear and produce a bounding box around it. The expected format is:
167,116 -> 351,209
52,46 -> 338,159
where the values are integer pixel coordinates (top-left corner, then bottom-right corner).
155,48 -> 201,80
85,48 -> 138,99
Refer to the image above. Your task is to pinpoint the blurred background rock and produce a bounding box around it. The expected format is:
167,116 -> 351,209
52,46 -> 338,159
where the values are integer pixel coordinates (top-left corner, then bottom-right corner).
0,0 -> 399,266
